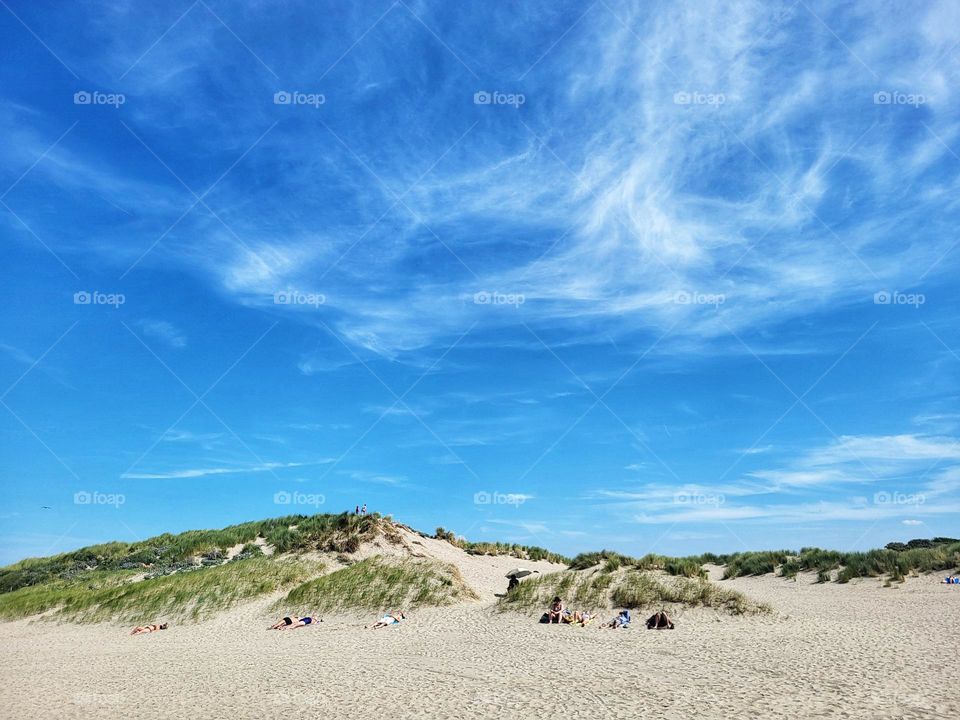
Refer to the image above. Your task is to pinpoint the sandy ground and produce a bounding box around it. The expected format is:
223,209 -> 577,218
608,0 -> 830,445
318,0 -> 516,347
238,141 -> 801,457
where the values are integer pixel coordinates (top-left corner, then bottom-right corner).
1,566 -> 957,719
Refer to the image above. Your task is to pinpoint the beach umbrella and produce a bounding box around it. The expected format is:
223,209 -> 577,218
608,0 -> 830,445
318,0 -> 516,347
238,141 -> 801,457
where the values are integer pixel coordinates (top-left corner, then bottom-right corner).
505,568 -> 539,579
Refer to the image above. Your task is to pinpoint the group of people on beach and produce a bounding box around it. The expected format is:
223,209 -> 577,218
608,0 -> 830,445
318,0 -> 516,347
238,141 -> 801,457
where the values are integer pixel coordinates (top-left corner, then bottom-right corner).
544,596 -> 675,630
130,611 -> 408,636
354,504 -> 368,515
130,602 -> 672,637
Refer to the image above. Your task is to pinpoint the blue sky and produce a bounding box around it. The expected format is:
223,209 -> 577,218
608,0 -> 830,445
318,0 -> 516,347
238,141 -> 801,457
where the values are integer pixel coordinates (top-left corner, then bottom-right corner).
1,0 -> 958,565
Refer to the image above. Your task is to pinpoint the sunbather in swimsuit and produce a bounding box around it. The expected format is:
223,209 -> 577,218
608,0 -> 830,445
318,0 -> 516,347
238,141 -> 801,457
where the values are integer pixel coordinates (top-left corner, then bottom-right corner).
130,623 -> 168,635
283,616 -> 320,630
371,612 -> 405,629
269,616 -> 298,630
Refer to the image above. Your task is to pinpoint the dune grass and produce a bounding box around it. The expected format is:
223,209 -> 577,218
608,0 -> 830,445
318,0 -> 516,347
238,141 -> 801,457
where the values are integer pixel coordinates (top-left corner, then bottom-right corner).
434,528 -> 569,564
280,556 -> 478,612
0,512 -> 396,595
499,568 -> 768,616
502,569 -> 615,611
720,540 -> 960,583
611,572 -> 768,615
0,558 -> 323,623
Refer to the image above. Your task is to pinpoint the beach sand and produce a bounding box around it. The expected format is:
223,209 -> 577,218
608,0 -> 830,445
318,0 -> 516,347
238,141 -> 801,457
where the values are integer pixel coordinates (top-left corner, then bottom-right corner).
1,563 -> 957,719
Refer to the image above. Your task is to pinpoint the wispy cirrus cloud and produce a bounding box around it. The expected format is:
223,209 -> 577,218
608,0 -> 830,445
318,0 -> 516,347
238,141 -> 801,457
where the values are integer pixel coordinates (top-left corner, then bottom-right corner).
122,460 -> 326,479
593,432 -> 960,525
9,1 -> 958,360
137,320 -> 187,348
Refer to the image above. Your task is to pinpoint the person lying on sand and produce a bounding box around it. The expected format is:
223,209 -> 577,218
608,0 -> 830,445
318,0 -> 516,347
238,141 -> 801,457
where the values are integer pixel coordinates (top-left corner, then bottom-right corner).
369,611 -> 406,629
269,615 -> 321,630
600,609 -> 630,629
287,615 -> 320,629
645,611 -> 675,630
269,615 -> 299,629
562,610 -> 596,626
942,576 -> 959,584
547,596 -> 564,624
130,623 -> 168,635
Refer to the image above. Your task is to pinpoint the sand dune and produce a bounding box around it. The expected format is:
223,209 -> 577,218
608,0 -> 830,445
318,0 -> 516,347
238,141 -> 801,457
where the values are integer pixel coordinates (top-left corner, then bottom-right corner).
1,560 -> 957,720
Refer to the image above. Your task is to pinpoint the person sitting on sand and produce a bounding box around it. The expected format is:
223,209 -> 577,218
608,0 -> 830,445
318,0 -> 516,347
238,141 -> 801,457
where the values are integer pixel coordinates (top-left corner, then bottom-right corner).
547,596 -> 564,624
130,623 -> 168,635
600,609 -> 630,629
645,610 -> 675,630
370,611 -> 405,629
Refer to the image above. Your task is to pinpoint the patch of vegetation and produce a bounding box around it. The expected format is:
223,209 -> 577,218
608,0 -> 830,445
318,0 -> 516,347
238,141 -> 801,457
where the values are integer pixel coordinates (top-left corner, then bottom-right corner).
282,556 -> 478,612
664,558 -> 708,579
0,513 -> 394,595
611,572 -> 768,615
719,539 -> 960,584
884,537 -> 958,551
0,558 -> 322,623
498,559 -> 770,614
433,529 -> 569,565
501,570 -> 614,611
229,543 -> 264,562
499,568 -> 768,616
570,551 -> 708,579
721,551 -> 793,579
779,558 -> 800,580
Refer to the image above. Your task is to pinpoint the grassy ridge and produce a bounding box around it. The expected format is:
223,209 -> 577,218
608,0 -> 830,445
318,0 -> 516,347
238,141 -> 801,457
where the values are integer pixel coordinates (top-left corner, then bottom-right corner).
0,513 -> 396,595
565,539 -> 960,585
721,540 -> 960,582
499,568 -> 768,616
0,558 -> 323,623
281,556 -> 478,612
434,528 -> 569,564
567,551 -> 707,579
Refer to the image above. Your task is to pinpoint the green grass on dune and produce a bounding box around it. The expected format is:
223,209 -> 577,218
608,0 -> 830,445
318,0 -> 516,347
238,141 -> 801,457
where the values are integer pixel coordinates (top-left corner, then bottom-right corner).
280,556 -> 478,612
0,512 -> 395,595
721,540 -> 960,582
434,528 -> 569,564
0,557 -> 323,623
565,539 -> 960,586
567,551 -> 707,579
501,569 -> 614,611
499,568 -> 769,616
611,573 -> 767,615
